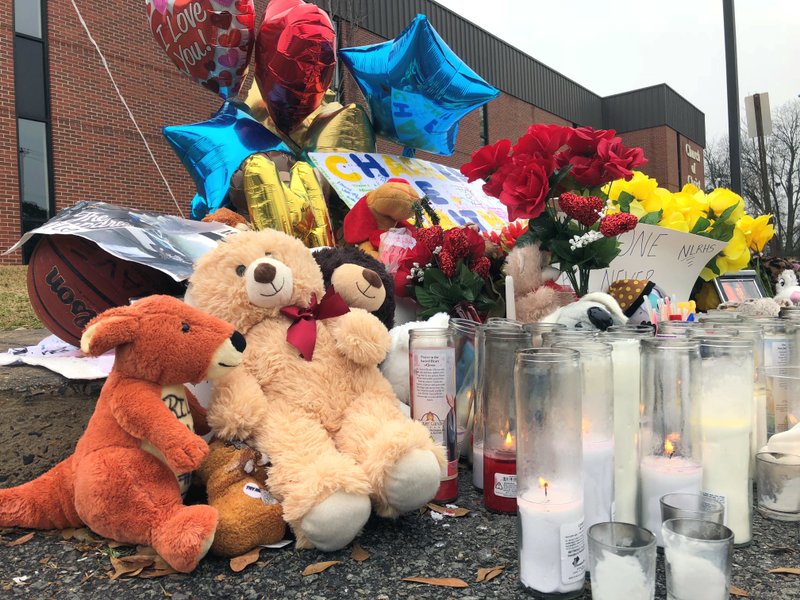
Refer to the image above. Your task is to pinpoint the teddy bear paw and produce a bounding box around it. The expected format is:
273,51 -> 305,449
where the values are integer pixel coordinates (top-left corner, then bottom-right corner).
384,449 -> 441,514
299,491 -> 371,551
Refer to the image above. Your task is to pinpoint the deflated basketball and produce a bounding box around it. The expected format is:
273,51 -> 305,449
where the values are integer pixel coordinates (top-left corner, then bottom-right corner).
27,235 -> 185,346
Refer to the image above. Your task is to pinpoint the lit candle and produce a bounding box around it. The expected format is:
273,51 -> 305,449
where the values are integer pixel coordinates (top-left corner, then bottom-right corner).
484,427 -> 517,514
518,480 -> 586,595
639,435 -> 703,546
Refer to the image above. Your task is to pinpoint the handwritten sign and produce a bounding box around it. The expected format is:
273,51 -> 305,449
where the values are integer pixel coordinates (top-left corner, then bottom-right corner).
588,224 -> 727,301
308,152 -> 510,233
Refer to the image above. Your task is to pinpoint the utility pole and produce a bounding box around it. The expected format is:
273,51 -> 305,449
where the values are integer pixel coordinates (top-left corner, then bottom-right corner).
722,0 -> 742,194
753,94 -> 772,214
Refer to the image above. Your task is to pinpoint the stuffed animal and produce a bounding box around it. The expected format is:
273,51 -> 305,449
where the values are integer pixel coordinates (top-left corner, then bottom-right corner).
733,297 -> 787,318
202,207 -> 252,231
542,291 -> 627,331
505,244 -> 573,322
343,178 -> 419,257
775,269 -> 800,305
607,279 -> 667,327
0,296 -> 247,573
381,312 -> 451,407
313,246 -> 396,330
187,229 -> 443,552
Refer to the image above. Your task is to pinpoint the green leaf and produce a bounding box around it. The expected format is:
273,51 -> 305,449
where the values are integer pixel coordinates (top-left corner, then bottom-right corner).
690,217 -> 711,234
707,221 -> 734,242
617,191 -> 635,214
639,210 -> 663,225
714,201 -> 740,224
705,257 -> 721,276
548,164 -> 573,191
514,228 -> 537,248
414,287 -> 435,307
423,268 -> 448,287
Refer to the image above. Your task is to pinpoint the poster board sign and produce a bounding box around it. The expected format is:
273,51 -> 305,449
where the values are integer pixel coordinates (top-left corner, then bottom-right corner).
587,224 -> 728,302
309,152 -> 509,233
5,201 -> 236,281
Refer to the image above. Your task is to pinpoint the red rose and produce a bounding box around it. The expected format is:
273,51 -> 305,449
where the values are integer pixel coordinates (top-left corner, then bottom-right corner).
463,226 -> 486,260
460,138 -> 512,182
513,124 -> 571,157
471,256 -> 491,279
599,212 -> 638,237
498,158 -> 551,221
560,154 -> 606,188
597,137 -> 647,180
394,242 -> 434,297
481,159 -> 516,198
567,127 -> 617,155
559,193 -> 605,226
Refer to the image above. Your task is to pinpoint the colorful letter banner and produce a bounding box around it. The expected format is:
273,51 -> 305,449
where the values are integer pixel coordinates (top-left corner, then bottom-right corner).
308,152 -> 509,232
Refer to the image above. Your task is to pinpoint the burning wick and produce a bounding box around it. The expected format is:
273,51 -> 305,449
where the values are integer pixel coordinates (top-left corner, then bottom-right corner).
504,431 -> 514,449
664,438 -> 675,459
538,477 -> 549,497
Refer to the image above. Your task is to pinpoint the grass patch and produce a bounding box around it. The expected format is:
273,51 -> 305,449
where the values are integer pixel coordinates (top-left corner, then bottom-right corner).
0,266 -> 43,330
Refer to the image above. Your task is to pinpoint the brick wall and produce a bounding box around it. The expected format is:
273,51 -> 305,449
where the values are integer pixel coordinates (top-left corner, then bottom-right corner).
617,126 -> 682,192
679,134 -> 705,190
0,9 -> 20,262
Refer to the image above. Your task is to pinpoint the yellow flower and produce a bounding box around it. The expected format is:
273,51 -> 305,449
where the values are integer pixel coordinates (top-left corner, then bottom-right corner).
707,188 -> 745,223
700,228 -> 751,280
736,214 -> 775,253
673,184 -> 709,228
606,171 -> 658,203
658,210 -> 690,232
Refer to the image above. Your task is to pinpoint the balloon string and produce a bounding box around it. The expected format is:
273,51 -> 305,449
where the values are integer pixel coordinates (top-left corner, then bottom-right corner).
69,0 -> 185,218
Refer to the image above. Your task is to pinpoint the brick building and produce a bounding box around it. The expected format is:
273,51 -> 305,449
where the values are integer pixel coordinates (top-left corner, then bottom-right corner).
4,0 -> 705,264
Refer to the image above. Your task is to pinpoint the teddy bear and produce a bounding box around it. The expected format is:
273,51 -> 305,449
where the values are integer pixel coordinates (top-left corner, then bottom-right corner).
343,178 -> 420,258
504,243 -> 574,322
201,207 -> 252,231
774,269 -> 800,305
313,246 -> 396,330
0,295 -> 247,573
187,229 -> 443,552
542,292 -> 627,331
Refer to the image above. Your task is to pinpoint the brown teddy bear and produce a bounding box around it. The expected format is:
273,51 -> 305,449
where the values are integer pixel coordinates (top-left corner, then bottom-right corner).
187,229 -> 443,551
343,178 -> 420,258
505,243 -> 574,322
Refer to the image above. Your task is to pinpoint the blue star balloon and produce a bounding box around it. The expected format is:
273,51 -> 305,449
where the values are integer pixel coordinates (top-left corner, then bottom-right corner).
340,14 -> 499,156
163,101 -> 290,219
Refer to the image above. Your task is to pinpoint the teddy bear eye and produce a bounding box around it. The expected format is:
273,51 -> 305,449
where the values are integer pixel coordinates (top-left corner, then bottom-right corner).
264,252 -> 272,257
181,322 -> 190,333
236,265 -> 246,277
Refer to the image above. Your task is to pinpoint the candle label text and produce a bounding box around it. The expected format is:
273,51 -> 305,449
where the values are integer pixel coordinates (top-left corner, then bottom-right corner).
493,473 -> 517,498
560,520 -> 587,584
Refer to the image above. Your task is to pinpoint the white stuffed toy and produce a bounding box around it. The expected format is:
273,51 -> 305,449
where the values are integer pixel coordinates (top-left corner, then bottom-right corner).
774,269 -> 800,305
381,312 -> 450,410
542,292 -> 627,331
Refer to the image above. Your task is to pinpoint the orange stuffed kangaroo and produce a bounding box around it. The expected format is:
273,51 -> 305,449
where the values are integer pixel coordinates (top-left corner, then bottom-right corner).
0,295 -> 247,573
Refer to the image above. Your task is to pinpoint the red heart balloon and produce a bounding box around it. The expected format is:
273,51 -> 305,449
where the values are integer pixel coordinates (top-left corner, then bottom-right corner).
146,0 -> 255,99
254,0 -> 336,133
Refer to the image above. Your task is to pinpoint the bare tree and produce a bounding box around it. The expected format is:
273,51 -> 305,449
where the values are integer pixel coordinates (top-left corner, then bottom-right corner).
705,99 -> 800,255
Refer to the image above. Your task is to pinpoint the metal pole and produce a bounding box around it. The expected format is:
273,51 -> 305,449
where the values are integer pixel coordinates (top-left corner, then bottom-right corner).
753,94 -> 772,214
723,0 -> 742,193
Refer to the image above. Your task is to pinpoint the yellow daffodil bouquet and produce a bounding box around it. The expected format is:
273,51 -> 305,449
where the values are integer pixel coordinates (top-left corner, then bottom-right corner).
604,171 -> 775,282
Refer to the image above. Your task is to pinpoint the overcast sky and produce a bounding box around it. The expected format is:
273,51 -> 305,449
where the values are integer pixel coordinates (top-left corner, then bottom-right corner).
434,0 -> 800,144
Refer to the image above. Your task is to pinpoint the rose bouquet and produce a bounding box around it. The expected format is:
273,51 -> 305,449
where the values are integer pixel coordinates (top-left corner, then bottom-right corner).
394,225 -> 504,319
461,124 -> 648,296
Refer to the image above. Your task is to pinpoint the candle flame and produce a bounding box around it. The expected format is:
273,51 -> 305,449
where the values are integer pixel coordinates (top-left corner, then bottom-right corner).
504,431 -> 514,449
790,414 -> 799,427
664,432 -> 680,458
538,477 -> 549,497
582,418 -> 591,434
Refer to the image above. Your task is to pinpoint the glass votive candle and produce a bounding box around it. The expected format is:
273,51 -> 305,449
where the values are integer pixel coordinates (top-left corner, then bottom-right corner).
588,522 -> 656,600
765,366 -> 800,436
698,310 -> 741,323
756,451 -> 800,521
660,492 -> 724,524
662,518 -> 734,600
516,347 -> 585,598
485,316 -> 524,327
449,318 -> 478,459
523,322 -> 566,348
540,328 -> 596,347
657,321 -> 698,335
639,338 -> 703,546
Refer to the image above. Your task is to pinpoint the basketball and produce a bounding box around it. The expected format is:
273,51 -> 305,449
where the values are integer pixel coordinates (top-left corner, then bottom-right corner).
27,235 -> 185,346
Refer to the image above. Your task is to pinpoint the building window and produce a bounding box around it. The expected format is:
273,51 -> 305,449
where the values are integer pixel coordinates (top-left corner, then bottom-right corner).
18,118 -> 51,227
479,105 -> 489,146
14,0 -> 42,38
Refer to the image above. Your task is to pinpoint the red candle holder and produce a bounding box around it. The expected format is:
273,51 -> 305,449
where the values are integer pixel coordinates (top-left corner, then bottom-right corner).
484,448 -> 517,513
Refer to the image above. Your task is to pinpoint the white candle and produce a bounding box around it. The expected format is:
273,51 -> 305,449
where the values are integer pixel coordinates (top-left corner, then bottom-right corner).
583,437 -> 615,530
752,387 -> 768,473
518,488 -> 586,594
758,423 -> 800,514
610,339 -> 641,524
765,421 -> 800,454
505,275 -> 516,320
472,442 -> 484,489
639,456 -> 702,545
592,552 -> 653,600
664,548 -> 728,600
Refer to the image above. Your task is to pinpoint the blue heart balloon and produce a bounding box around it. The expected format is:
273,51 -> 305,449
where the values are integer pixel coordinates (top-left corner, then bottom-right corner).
163,101 -> 290,219
340,14 -> 499,156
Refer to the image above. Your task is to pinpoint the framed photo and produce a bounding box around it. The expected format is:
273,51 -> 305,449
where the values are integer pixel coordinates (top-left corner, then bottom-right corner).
712,270 -> 767,303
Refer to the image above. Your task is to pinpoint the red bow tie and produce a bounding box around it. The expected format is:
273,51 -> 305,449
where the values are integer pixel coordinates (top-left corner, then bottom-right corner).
280,287 -> 350,360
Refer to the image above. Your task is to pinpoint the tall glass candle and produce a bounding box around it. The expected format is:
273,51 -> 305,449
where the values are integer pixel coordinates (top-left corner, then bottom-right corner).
449,318 -> 479,460
750,319 -> 797,435
553,340 -> 615,530
602,327 -> 653,524
540,328 -> 597,348
516,348 -> 585,599
409,328 -> 458,503
639,338 -> 703,546
696,336 -> 754,545
523,322 -> 567,348
481,325 -> 532,513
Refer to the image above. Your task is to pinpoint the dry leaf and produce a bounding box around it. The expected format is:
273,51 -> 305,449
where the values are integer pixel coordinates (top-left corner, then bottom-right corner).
351,544 -> 369,562
214,574 -> 227,582
139,567 -> 179,579
72,528 -> 96,543
107,541 -> 131,549
230,548 -> 261,573
7,532 -> 34,547
427,503 -> 470,517
730,585 -> 749,597
769,567 -> 800,575
109,554 -> 158,580
476,565 -> 505,583
60,528 -> 76,540
136,545 -> 159,556
401,577 -> 469,588
302,560 -> 341,576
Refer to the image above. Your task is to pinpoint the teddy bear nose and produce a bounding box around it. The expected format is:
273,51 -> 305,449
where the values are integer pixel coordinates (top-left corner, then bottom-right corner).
362,268 -> 382,288
587,307 -> 613,331
254,263 -> 277,284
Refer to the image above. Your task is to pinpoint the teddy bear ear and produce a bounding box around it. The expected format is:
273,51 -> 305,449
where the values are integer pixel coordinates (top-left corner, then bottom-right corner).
80,313 -> 140,356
